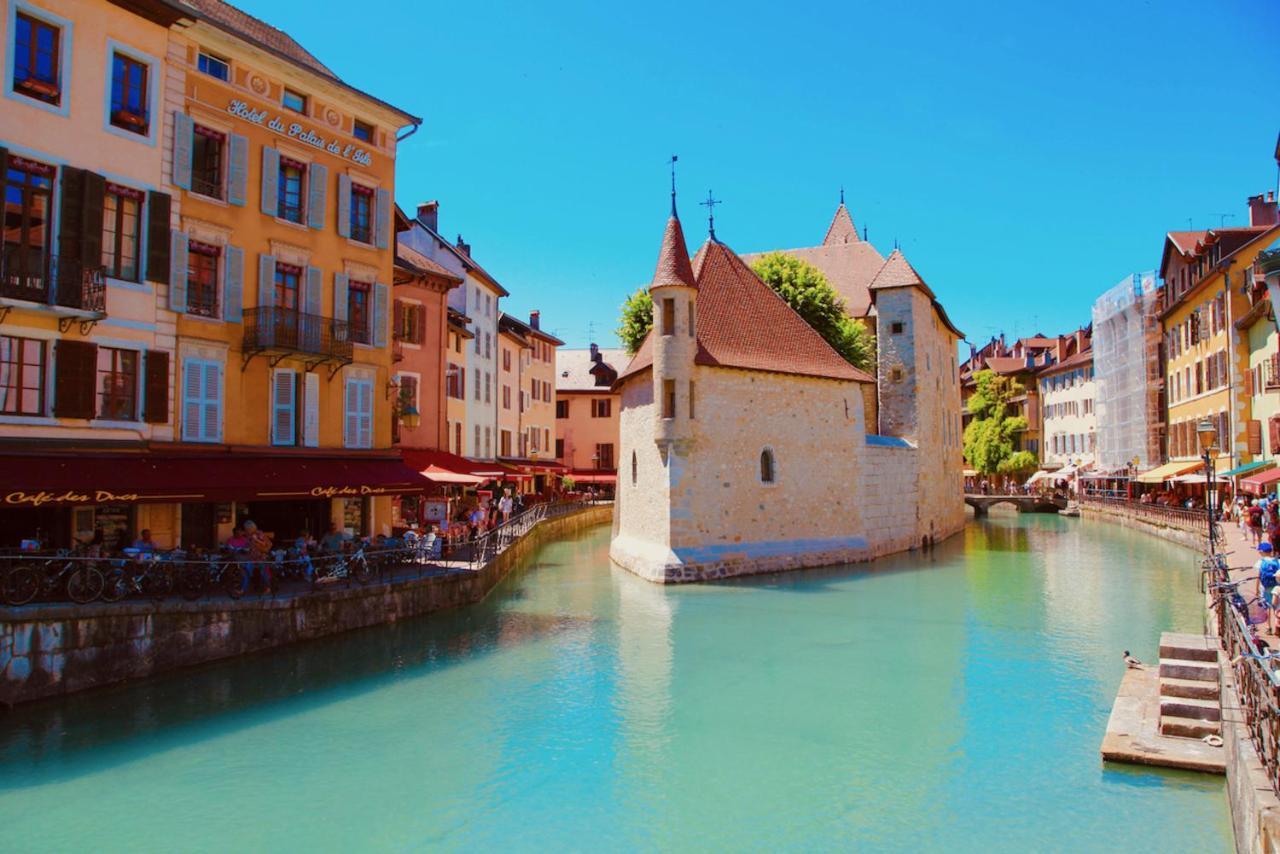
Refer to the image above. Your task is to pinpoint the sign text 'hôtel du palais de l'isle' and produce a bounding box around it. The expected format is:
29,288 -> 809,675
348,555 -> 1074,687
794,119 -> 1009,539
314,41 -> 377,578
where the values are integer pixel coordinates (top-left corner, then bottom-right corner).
227,100 -> 374,167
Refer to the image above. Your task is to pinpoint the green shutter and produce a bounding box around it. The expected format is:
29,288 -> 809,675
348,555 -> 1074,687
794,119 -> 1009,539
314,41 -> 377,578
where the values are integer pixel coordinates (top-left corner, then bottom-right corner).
146,191 -> 171,284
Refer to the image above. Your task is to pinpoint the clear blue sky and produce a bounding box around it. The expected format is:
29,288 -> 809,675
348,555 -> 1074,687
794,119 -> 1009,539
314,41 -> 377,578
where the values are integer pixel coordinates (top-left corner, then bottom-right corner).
251,0 -> 1278,348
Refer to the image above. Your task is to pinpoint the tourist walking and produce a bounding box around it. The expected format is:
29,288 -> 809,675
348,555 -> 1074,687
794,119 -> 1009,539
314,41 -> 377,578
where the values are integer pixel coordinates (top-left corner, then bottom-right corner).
1248,500 -> 1264,546
499,489 -> 514,524
1257,543 -> 1280,635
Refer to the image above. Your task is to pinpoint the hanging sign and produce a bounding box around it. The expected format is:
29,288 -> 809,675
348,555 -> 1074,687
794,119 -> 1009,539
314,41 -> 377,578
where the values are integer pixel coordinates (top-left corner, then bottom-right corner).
227,99 -> 373,167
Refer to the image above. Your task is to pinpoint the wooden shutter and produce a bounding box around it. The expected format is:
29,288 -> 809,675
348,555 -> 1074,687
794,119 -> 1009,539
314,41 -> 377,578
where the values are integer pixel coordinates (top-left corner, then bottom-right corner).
307,162 -> 327,229
172,111 -> 193,190
257,254 -> 275,309
58,167 -> 86,265
333,273 -> 349,322
1248,420 -> 1263,455
227,133 -> 248,206
272,369 -> 296,445
260,147 -> 279,216
373,283 -> 388,347
81,171 -> 105,269
144,350 -> 169,424
168,230 -> 188,312
375,188 -> 392,249
54,340 -> 98,419
223,245 -> 244,322
303,372 -> 320,448
393,300 -> 405,340
146,191 -> 171,284
415,304 -> 426,344
337,175 -> 351,238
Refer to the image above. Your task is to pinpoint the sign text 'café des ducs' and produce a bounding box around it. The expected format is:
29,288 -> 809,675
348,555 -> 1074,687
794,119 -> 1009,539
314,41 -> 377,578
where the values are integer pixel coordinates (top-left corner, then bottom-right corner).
227,100 -> 374,167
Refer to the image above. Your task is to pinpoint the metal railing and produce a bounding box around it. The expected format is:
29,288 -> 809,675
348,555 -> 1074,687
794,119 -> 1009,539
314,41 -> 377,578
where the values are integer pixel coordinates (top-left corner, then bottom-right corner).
1212,566 -> 1280,796
243,306 -> 353,362
0,251 -> 106,313
1079,495 -> 1209,534
468,497 -> 602,570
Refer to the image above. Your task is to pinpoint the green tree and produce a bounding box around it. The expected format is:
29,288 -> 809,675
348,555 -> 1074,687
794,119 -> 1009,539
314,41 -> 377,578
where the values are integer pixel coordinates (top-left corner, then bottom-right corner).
617,287 -> 653,355
962,370 -> 1032,479
749,253 -> 875,372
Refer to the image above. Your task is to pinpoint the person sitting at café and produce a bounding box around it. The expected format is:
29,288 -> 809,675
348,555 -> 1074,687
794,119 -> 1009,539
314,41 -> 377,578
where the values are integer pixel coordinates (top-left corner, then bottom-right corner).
320,522 -> 346,553
241,520 -> 274,594
132,529 -> 158,552
293,530 -> 316,583
225,526 -> 250,551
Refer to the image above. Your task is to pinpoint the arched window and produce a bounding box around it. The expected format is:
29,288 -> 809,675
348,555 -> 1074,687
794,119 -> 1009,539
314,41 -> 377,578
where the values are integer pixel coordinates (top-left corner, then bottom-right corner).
631,451 -> 638,485
760,448 -> 775,484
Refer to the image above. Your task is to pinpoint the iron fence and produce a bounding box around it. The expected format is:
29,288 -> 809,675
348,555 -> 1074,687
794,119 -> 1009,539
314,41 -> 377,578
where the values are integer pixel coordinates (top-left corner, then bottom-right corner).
0,251 -> 106,312
243,306 -> 353,362
1079,495 -> 1209,535
467,497 -> 601,570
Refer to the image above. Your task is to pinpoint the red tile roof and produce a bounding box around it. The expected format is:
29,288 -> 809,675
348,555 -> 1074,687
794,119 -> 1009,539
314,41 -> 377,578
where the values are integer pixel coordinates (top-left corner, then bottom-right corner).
620,228 -> 873,385
185,0 -> 334,76
651,215 -> 696,289
740,203 -> 884,316
823,203 -> 860,246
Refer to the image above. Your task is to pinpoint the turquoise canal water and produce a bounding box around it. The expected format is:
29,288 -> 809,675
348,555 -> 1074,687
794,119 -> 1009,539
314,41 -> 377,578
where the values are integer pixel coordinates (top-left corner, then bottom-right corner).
0,514 -> 1231,851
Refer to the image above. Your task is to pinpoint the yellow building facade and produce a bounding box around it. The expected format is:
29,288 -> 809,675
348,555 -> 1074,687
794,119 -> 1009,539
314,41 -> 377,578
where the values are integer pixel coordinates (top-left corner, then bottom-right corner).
1160,222 -> 1280,469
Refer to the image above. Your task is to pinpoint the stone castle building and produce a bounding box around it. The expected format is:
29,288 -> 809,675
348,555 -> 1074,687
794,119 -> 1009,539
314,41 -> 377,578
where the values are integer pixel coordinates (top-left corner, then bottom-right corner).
609,203 -> 966,583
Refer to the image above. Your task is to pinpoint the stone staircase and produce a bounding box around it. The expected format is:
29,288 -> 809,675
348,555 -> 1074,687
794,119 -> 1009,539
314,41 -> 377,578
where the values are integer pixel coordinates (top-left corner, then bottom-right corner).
1157,632 -> 1222,739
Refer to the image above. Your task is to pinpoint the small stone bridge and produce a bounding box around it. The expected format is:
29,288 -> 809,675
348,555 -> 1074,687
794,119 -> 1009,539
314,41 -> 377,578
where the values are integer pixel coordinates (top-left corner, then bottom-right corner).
964,494 -> 1069,516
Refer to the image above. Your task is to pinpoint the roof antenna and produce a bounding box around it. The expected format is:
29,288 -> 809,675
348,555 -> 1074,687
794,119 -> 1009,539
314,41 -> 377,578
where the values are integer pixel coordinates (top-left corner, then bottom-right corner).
1220,213 -> 1235,227
700,189 -> 721,241
1187,217 -> 1193,230
669,155 -> 679,217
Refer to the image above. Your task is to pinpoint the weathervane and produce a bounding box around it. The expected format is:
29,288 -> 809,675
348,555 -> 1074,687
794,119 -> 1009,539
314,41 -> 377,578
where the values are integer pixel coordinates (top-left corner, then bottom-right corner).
669,155 -> 678,216
700,189 -> 721,241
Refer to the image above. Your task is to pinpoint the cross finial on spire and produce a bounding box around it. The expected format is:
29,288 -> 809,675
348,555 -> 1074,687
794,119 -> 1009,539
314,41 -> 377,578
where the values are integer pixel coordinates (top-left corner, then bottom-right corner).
700,189 -> 721,241
840,185 -> 845,205
669,155 -> 679,217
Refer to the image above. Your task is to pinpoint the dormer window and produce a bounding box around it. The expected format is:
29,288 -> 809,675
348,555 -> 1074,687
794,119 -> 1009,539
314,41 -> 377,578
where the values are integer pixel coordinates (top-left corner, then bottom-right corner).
197,51 -> 229,81
353,119 -> 374,143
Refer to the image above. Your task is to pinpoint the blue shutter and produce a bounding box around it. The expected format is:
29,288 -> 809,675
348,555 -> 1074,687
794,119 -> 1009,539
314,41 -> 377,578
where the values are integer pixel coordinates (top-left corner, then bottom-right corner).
333,273 -> 349,322
337,175 -> 351,238
375,188 -> 391,249
373,282 -> 388,347
181,360 -> 201,441
223,245 -> 243,322
343,377 -> 357,447
168,231 -> 188,313
272,369 -> 296,446
203,362 -> 223,442
257,254 -> 275,309
227,133 -> 249,206
260,147 -> 279,216
172,111 -> 193,190
307,162 -> 327,230
304,266 -> 322,314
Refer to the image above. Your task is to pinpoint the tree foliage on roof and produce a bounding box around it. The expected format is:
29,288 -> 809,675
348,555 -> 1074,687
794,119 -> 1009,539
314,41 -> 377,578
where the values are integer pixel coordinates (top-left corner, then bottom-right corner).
749,253 -> 874,372
963,370 -> 1031,477
617,287 -> 653,356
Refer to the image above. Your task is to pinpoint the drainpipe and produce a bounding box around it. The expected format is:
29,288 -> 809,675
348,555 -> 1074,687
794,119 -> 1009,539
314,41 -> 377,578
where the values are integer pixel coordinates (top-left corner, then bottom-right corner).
395,121 -> 421,144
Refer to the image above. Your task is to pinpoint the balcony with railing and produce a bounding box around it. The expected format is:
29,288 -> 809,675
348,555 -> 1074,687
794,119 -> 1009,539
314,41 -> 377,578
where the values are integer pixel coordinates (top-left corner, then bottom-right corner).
242,306 -> 353,370
0,250 -> 107,330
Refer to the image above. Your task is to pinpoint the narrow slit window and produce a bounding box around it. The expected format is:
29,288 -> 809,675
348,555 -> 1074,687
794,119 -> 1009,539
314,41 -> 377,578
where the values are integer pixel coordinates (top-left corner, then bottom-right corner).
663,379 -> 675,419
661,298 -> 675,336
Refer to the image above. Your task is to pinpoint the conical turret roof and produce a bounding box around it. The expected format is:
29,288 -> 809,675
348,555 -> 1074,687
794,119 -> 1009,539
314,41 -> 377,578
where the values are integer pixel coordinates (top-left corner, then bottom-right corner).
650,215 -> 696,290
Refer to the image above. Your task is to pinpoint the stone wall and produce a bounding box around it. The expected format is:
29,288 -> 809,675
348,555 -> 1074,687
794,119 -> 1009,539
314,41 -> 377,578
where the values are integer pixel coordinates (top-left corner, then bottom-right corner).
0,504 -> 612,706
1079,502 -> 1207,552
1220,662 -> 1280,854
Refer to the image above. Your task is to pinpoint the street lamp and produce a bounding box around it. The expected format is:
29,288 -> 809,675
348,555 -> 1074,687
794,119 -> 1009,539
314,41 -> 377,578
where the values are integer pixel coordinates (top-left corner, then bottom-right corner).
1197,417 -> 1218,554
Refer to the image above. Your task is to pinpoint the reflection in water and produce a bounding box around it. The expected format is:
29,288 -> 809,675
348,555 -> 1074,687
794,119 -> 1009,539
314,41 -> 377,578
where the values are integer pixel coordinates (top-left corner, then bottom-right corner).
0,516 -> 1233,851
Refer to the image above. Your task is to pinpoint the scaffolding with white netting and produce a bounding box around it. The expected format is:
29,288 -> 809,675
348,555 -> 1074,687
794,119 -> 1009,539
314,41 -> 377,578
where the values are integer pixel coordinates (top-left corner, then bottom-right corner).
1092,271 -> 1161,472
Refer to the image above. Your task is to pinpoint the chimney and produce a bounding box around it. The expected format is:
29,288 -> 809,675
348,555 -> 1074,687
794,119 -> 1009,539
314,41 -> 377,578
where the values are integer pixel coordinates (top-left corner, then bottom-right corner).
416,200 -> 439,233
529,310 -> 540,330
590,342 -> 601,363
456,234 -> 471,257
1248,193 -> 1279,227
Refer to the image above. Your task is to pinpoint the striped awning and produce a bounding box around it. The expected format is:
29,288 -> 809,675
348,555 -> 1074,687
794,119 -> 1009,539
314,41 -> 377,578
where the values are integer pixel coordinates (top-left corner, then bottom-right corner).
1221,460 -> 1274,479
1134,460 -> 1203,484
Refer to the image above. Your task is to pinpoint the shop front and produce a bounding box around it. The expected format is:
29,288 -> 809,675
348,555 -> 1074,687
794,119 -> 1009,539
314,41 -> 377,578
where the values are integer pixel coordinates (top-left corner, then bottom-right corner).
0,452 -> 436,551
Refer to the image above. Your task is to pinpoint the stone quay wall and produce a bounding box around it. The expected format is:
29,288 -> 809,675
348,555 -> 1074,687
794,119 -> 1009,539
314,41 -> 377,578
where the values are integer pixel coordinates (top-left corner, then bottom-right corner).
0,504 -> 612,707
1079,501 -> 1207,552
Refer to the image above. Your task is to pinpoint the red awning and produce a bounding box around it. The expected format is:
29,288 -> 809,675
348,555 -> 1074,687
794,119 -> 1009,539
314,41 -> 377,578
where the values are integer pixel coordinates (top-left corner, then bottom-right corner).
568,470 -> 617,484
400,449 -> 494,485
0,454 -> 435,507
1241,467 -> 1280,495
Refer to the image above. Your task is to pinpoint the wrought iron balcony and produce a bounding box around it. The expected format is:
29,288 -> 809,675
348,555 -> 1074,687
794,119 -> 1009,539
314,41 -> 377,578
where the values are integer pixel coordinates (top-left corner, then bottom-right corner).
242,306 -> 353,370
0,250 -> 107,328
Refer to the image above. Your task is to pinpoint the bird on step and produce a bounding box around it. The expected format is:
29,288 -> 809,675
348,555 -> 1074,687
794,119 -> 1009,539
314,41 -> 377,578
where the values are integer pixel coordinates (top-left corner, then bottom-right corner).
1123,650 -> 1142,669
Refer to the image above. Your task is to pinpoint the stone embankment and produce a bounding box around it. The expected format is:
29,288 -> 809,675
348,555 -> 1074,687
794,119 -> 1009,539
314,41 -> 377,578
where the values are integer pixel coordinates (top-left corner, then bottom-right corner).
0,503 -> 612,706
1078,498 -> 1208,551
